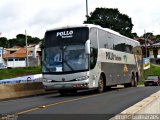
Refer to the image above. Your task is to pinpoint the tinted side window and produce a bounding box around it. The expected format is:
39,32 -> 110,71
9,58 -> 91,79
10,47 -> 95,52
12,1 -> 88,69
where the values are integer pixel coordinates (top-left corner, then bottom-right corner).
98,29 -> 114,49
114,37 -> 134,53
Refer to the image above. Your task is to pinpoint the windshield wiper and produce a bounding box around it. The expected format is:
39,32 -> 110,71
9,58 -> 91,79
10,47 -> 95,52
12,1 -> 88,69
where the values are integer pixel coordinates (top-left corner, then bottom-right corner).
60,46 -> 74,71
63,60 -> 74,71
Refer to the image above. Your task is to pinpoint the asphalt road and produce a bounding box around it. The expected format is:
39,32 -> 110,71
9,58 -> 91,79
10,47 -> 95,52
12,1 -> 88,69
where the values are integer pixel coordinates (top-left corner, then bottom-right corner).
0,86 -> 160,120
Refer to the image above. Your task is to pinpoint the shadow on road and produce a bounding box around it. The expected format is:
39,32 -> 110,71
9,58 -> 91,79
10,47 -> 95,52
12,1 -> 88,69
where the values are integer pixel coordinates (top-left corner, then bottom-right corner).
46,85 -> 125,99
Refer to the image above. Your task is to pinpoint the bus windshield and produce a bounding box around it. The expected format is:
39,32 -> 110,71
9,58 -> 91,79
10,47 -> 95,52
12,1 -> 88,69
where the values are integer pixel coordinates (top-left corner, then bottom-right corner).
42,45 -> 89,73
42,27 -> 89,73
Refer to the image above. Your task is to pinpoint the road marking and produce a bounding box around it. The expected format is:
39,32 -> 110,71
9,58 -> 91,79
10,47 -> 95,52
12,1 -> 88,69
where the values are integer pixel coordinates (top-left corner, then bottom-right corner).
15,93 -> 101,115
4,86 -> 141,116
16,108 -> 40,115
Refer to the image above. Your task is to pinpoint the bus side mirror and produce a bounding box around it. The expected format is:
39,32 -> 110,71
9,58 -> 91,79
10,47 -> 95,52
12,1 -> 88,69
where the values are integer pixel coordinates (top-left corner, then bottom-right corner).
85,40 -> 90,54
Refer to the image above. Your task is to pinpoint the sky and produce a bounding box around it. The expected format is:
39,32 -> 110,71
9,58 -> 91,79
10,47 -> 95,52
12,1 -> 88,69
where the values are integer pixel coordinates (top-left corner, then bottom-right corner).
0,0 -> 160,39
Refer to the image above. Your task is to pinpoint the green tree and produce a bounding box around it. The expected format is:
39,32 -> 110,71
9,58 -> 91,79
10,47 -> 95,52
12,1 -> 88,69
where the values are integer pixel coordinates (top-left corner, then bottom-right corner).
1,34 -> 42,48
142,32 -> 156,41
8,38 -> 18,47
0,37 -> 8,48
14,34 -> 41,47
84,8 -> 134,38
16,34 -> 26,46
131,32 -> 139,39
28,37 -> 41,44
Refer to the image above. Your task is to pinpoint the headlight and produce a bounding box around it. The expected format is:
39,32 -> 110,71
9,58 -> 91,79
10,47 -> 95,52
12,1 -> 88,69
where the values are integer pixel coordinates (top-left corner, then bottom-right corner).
75,76 -> 89,81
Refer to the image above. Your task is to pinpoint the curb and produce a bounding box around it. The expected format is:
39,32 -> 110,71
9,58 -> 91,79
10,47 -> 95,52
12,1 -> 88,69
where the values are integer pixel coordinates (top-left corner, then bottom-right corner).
110,90 -> 160,120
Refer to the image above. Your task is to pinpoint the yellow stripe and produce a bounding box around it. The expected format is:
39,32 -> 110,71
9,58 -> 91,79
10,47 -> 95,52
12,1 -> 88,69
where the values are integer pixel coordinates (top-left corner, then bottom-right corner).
13,86 -> 134,116
15,93 -> 100,115
16,108 -> 40,115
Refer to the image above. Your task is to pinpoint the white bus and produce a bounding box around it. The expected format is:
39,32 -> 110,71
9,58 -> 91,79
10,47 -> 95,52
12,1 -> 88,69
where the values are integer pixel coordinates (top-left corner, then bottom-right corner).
42,24 -> 142,95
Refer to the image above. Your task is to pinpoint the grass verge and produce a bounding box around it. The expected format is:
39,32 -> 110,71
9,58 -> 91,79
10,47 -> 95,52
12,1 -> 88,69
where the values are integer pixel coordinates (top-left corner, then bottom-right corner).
0,66 -> 41,80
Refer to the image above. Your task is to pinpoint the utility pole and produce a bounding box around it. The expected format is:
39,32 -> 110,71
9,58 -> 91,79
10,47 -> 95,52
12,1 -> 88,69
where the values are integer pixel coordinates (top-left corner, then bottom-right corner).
86,0 -> 89,20
144,29 -> 147,58
25,30 -> 29,67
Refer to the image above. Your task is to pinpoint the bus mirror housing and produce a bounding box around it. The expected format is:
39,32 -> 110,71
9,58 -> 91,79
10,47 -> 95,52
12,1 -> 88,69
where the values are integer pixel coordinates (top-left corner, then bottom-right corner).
85,40 -> 90,54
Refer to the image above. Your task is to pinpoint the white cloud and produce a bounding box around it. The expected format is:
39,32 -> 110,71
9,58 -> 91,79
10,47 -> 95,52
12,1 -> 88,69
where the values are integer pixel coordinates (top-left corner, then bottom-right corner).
0,0 -> 160,38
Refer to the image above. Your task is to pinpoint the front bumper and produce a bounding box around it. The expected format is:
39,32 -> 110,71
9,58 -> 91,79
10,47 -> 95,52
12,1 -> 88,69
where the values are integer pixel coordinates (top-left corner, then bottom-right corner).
43,80 -> 89,91
144,81 -> 158,86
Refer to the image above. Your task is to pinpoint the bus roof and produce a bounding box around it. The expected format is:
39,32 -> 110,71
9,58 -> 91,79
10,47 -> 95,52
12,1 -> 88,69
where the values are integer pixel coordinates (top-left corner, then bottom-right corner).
46,24 -> 139,44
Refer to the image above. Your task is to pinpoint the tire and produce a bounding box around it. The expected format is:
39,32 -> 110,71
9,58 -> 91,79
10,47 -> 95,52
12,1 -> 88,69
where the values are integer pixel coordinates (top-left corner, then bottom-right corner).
130,76 -> 135,87
97,75 -> 105,93
130,74 -> 137,87
134,76 -> 138,87
124,74 -> 137,87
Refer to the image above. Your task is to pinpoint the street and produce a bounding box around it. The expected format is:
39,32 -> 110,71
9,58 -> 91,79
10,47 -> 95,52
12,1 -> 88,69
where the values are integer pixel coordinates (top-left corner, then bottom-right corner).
0,86 -> 160,120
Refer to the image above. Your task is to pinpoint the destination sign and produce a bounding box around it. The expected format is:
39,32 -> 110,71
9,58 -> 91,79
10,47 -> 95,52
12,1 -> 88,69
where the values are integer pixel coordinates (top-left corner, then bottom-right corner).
56,30 -> 73,38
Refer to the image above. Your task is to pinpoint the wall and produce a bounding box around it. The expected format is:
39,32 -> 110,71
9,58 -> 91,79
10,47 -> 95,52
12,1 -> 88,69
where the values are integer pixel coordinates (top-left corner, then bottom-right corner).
0,82 -> 45,100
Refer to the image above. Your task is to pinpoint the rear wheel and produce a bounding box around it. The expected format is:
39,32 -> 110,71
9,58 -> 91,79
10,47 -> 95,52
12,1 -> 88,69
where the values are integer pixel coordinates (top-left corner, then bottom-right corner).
124,74 -> 137,87
132,75 -> 138,87
130,76 -> 135,87
134,76 -> 138,87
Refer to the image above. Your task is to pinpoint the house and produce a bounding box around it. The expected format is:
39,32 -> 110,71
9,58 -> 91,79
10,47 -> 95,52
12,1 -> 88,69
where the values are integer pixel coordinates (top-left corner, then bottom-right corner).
2,44 -> 41,68
136,38 -> 160,62
148,42 -> 160,59
3,48 -> 30,68
26,44 -> 41,66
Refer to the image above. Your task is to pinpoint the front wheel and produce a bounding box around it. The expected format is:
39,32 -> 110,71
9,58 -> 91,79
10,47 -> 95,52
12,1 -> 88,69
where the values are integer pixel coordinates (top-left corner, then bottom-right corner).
97,75 -> 105,93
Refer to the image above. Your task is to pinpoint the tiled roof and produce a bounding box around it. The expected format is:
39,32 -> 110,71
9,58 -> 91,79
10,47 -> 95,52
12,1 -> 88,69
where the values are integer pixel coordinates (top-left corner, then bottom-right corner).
152,42 -> 160,46
3,44 -> 41,59
3,48 -> 28,58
